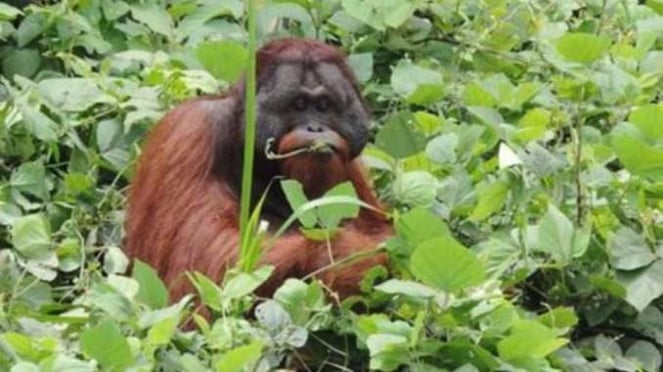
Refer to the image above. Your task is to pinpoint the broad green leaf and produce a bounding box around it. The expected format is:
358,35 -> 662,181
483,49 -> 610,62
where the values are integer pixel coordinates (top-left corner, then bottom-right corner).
628,104 -> 663,140
396,208 -> 451,248
96,118 -> 122,153
498,320 -> 568,364
16,12 -> 48,47
348,52 -> 373,83
472,236 -> 522,278
538,307 -> 578,330
10,160 -> 47,200
273,279 -> 328,329
50,355 -> 95,372
1,48 -> 40,78
189,271 -> 222,311
463,82 -> 497,107
410,236 -> 485,292
196,40 -> 247,83
131,3 -> 173,37
625,341 -> 662,372
102,0 -> 130,20
132,260 -> 169,309
610,227 -> 656,270
392,170 -> 438,208
147,316 -> 178,347
0,3 -> 21,21
413,111 -> 443,135
426,133 -> 458,164
616,259 -> 663,311
536,204 -> 589,264
281,180 -> 316,228
11,214 -> 51,259
612,132 -> 663,180
318,182 -> 359,228
107,274 -> 139,299
341,0 -> 416,30
37,78 -> 114,113
515,108 -> 550,142
103,246 -> 129,275
57,238 -> 83,272
375,112 -> 426,159
222,266 -> 274,299
19,105 -> 58,142
374,279 -> 438,299
467,106 -> 504,126
390,60 -> 444,104
555,33 -> 611,63
470,180 -> 509,221
80,320 -> 133,372
366,334 -> 409,371
215,341 -> 263,372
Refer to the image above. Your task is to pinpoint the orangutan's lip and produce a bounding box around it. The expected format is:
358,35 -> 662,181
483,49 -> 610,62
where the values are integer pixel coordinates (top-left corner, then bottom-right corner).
287,139 -> 337,155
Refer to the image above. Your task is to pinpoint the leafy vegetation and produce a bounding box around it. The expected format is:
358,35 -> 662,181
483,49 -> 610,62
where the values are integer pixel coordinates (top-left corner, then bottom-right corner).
1,0 -> 662,371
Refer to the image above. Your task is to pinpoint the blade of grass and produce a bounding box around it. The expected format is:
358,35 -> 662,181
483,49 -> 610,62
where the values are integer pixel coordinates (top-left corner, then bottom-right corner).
238,0 -> 257,271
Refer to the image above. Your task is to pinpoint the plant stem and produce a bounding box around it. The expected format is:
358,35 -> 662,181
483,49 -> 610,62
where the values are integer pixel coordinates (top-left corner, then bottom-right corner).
239,0 -> 257,262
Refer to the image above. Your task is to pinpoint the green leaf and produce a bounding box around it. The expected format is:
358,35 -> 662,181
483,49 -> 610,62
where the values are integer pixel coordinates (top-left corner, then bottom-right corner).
0,3 -> 21,21
318,182 -> 359,228
80,320 -> 133,372
426,133 -> 458,164
222,266 -> 274,299
131,3 -> 173,37
96,118 -> 122,153
374,279 -> 438,299
147,316 -> 178,347
189,271 -> 222,310
348,52 -> 373,83
536,204 -> 589,264
469,180 -> 509,221
37,78 -> 115,113
628,104 -> 663,141
497,320 -> 568,365
102,0 -> 130,20
625,341 -> 662,372
132,260 -> 169,309
281,179 -> 316,228
51,355 -> 95,372
538,307 -> 578,329
19,104 -> 58,142
555,33 -> 611,63
366,334 -> 409,371
16,12 -> 48,47
1,48 -> 41,78
390,60 -> 444,104
616,259 -> 663,312
392,170 -> 438,208
273,279 -> 328,328
396,208 -> 452,248
610,227 -> 656,270
375,112 -> 426,159
515,108 -> 550,142
215,341 -> 263,372
410,236 -> 485,292
11,214 -> 51,259
10,160 -> 48,200
611,131 -> 663,180
341,0 -> 416,30
196,41 -> 248,83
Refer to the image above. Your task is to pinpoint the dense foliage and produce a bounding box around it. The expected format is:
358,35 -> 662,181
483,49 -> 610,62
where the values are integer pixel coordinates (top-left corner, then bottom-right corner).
1,0 -> 662,371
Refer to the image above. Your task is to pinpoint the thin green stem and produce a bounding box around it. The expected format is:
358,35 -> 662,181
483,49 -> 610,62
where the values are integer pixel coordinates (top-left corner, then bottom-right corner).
239,0 -> 258,267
